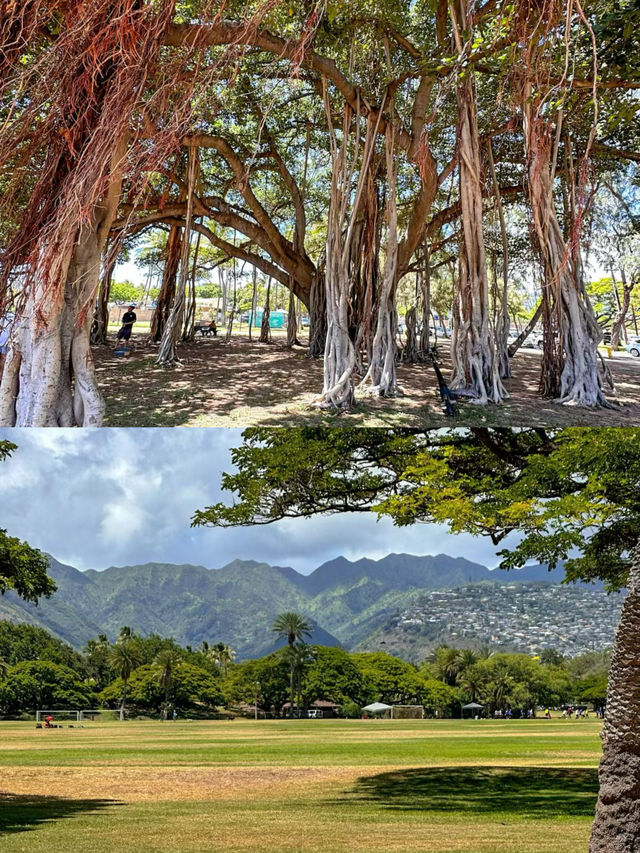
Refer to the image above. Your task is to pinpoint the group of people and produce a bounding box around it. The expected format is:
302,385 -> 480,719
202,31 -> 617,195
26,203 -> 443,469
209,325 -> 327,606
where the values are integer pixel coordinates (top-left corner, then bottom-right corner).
492,708 -> 536,719
561,706 -> 591,719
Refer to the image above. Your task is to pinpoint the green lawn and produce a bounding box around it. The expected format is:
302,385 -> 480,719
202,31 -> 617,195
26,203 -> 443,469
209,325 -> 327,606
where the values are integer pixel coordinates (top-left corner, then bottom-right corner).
0,718 -> 601,853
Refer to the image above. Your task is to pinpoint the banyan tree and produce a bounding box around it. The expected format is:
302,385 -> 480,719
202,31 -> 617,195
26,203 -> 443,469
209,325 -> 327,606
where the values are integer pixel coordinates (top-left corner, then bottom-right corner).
0,0 -> 638,423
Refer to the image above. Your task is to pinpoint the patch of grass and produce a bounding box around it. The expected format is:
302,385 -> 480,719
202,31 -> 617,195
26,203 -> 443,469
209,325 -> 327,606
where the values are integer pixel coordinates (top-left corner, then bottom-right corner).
0,719 -> 601,853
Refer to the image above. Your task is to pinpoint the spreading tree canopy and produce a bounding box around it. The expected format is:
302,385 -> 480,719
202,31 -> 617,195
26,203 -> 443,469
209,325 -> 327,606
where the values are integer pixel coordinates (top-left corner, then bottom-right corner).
0,441 -> 55,603
193,427 -> 640,588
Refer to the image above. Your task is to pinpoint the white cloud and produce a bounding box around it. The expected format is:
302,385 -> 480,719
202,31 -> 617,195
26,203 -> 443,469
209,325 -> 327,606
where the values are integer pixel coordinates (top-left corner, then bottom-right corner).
0,428 -> 508,573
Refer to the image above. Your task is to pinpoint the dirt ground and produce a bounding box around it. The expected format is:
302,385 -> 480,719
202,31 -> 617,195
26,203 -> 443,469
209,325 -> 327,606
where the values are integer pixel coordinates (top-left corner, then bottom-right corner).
94,334 -> 640,427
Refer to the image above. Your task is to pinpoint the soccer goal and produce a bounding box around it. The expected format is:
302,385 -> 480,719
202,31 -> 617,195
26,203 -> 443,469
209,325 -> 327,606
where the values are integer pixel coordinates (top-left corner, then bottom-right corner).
391,705 -> 424,720
35,709 -> 124,723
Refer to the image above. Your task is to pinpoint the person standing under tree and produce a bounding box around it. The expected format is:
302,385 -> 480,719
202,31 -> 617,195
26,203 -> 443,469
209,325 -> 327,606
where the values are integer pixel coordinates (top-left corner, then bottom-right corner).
116,305 -> 137,343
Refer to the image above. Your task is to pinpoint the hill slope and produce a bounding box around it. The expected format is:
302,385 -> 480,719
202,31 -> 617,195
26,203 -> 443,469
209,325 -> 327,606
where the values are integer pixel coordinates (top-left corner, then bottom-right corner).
0,552 -> 600,658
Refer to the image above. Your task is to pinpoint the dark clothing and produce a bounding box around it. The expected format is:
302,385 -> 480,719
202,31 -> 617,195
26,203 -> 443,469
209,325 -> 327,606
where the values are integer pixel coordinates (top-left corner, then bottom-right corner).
117,311 -> 136,341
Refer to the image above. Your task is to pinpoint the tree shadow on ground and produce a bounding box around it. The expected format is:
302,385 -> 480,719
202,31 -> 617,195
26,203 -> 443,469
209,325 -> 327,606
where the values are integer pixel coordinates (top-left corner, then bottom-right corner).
343,767 -> 598,819
0,793 -> 120,835
95,334 -> 640,427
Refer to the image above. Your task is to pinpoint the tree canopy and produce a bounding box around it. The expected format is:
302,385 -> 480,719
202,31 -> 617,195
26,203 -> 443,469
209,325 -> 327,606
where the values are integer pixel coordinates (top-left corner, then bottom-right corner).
1,1 -> 639,422
193,427 -> 640,588
0,441 -> 55,602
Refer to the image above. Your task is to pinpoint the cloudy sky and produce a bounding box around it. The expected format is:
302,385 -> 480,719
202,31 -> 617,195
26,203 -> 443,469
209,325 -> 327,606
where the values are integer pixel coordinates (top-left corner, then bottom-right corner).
0,429 -> 510,574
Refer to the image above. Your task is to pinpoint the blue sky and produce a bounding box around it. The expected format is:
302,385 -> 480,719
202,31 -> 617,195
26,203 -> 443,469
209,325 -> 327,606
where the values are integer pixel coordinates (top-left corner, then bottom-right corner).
0,428 -> 513,573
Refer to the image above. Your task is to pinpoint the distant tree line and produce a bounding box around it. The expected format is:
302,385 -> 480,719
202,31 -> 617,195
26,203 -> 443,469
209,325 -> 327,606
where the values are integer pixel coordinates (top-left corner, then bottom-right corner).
0,621 -> 609,720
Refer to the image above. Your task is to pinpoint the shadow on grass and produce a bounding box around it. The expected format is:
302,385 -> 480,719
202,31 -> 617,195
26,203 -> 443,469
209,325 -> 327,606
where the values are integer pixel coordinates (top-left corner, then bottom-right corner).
0,793 -> 120,835
346,767 -> 598,818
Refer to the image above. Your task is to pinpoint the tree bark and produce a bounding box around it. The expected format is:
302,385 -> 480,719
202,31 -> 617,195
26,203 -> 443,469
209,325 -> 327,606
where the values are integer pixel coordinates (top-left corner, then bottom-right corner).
314,99 -> 362,408
286,287 -> 300,348
249,265 -> 258,343
487,139 -> 511,379
259,277 -> 271,343
449,1 -> 507,404
523,93 -> 607,406
150,225 -> 183,342
359,126 -> 400,397
0,143 -> 125,427
90,247 -> 116,346
157,149 -> 197,366
182,225 -> 201,342
220,267 -> 228,327
308,271 -> 326,358
610,268 -> 635,350
419,250 -> 432,357
589,541 -> 640,852
403,305 -> 419,362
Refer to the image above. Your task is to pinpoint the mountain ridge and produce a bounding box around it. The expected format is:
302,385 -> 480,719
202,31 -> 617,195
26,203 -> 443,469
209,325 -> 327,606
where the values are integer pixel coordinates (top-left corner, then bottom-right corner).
0,552 -> 590,658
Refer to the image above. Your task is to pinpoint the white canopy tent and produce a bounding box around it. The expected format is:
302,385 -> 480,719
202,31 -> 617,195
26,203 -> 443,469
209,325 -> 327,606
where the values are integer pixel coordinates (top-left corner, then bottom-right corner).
362,702 -> 393,716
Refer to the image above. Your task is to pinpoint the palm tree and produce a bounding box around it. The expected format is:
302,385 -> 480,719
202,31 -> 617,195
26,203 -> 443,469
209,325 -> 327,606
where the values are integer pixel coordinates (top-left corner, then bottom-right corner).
432,646 -> 461,687
459,664 -> 485,704
0,657 -> 9,679
155,648 -> 181,720
272,613 -> 312,715
212,642 -> 236,677
272,612 -> 312,649
282,643 -> 315,714
85,634 -> 111,687
456,649 -> 478,672
490,665 -> 514,712
108,641 -> 140,717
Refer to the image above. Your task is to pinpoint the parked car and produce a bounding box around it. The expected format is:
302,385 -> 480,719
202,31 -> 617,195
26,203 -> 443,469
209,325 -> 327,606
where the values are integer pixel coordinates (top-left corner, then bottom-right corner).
626,337 -> 640,357
521,333 -> 544,349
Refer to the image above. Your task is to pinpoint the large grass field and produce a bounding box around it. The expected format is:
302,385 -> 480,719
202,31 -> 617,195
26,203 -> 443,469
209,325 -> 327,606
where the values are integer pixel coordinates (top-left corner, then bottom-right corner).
0,718 -> 602,853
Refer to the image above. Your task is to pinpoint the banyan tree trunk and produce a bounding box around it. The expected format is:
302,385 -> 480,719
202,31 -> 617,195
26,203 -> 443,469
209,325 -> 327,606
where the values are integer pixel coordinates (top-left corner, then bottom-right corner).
610,270 -> 634,350
249,266 -> 258,343
352,156 -> 381,374
286,288 -> 300,348
308,272 -> 326,358
182,226 -> 201,343
403,306 -> 419,362
259,277 -> 271,343
523,96 -> 606,406
449,1 -> 507,404
1,221 -> 107,426
150,224 -> 183,342
313,100 -> 360,408
487,140 -> 511,379
359,126 -> 400,397
589,541 -> 640,852
0,147 -> 124,427
90,248 -> 116,346
318,193 -> 357,409
418,252 -> 432,357
157,149 -> 197,366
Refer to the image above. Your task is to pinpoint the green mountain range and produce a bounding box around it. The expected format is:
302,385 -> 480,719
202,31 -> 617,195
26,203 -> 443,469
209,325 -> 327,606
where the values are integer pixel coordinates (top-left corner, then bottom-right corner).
0,553 -> 572,658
